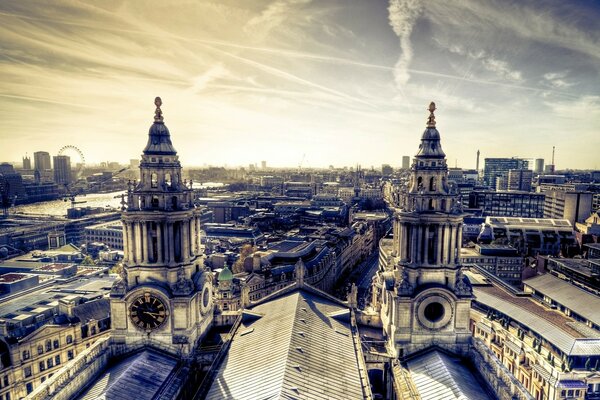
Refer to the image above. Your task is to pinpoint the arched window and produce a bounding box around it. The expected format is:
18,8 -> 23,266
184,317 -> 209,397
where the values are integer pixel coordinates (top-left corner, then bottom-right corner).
429,177 -> 436,191
172,196 -> 178,209
151,196 -> 159,208
165,173 -> 172,188
417,176 -> 423,190
45,340 -> 52,352
53,339 -> 59,349
66,335 -> 73,344
22,350 -> 30,360
151,173 -> 158,188
37,345 -> 43,355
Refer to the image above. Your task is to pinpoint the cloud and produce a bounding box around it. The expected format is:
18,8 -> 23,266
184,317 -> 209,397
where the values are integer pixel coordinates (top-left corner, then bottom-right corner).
388,0 -> 423,87
190,64 -> 230,93
542,71 -> 574,89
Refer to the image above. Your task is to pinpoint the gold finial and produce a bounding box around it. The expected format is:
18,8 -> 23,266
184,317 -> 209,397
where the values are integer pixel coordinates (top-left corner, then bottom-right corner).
154,96 -> 163,122
427,101 -> 436,128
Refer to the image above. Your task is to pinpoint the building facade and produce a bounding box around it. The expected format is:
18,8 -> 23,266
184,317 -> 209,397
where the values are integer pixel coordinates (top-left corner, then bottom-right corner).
33,152 -> 51,172
52,155 -> 71,186
484,157 -> 528,188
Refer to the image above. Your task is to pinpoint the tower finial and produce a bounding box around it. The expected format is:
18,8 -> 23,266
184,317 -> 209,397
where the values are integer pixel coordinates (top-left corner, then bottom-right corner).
427,101 -> 436,128
154,97 -> 163,123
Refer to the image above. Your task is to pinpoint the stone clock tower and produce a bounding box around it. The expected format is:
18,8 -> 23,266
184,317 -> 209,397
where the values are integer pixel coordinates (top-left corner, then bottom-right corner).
110,98 -> 214,356
374,102 -> 472,358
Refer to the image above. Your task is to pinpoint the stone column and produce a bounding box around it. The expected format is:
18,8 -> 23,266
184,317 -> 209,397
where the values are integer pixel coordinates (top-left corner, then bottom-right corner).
442,224 -> 450,264
122,223 -> 129,263
134,221 -> 142,264
168,222 -> 175,264
410,224 -> 418,264
156,222 -> 163,263
449,225 -> 456,266
423,224 -> 430,265
182,220 -> 190,261
190,217 -> 196,255
141,221 -> 148,264
127,222 -> 135,262
196,217 -> 202,254
456,224 -> 463,264
436,224 -> 443,265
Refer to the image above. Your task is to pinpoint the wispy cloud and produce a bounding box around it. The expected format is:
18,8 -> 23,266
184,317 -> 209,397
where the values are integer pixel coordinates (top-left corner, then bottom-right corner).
388,0 -> 422,87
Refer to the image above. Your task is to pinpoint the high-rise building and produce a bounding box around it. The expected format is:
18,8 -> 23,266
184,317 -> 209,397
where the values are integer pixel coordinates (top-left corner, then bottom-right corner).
373,102 -> 472,357
534,158 -> 544,173
507,168 -> 533,191
110,97 -> 213,355
53,155 -> 72,186
402,155 -> 410,169
469,190 -> 545,218
261,160 -> 267,169
483,157 -> 528,188
544,190 -> 593,226
22,155 -> 31,170
476,149 -> 480,171
33,151 -> 51,171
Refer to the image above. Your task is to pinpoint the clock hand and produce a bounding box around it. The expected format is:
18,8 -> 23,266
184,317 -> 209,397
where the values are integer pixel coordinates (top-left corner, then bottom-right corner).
142,311 -> 163,316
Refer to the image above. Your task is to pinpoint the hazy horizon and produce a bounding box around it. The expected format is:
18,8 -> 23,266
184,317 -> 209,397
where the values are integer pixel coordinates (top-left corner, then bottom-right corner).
2,0 -> 599,170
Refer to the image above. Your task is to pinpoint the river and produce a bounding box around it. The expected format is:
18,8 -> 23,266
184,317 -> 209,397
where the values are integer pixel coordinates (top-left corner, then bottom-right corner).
12,182 -> 225,217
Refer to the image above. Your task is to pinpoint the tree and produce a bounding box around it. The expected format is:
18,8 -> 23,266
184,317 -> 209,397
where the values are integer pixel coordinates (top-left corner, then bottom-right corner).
82,255 -> 96,265
232,244 -> 256,274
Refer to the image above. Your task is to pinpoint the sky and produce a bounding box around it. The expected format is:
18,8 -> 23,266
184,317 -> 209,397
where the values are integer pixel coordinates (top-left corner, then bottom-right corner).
1,0 -> 599,170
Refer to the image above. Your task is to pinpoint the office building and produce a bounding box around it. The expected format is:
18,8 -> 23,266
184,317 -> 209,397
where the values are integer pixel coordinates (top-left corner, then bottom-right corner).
534,158 -> 544,173
507,168 -> 533,191
469,190 -> 545,218
544,190 -> 593,226
483,157 -> 528,188
33,151 -> 51,171
52,155 -> 71,186
402,155 -> 410,169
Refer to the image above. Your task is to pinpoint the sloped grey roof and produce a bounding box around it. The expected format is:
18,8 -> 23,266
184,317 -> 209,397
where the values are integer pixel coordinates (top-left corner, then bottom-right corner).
406,350 -> 493,400
76,350 -> 178,400
474,287 -> 600,356
524,274 -> 600,327
205,289 -> 367,400
72,298 -> 110,322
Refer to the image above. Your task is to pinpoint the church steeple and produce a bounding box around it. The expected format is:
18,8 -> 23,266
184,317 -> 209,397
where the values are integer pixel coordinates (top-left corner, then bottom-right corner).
373,101 -> 471,358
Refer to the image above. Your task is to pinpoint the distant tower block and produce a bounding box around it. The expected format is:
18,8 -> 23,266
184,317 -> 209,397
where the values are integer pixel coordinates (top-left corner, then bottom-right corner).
476,150 -> 480,171
402,156 -> 410,170
535,158 -> 544,173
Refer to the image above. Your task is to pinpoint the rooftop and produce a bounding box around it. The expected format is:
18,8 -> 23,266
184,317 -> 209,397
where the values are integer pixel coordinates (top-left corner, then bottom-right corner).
205,289 -> 368,400
76,350 -> 178,400
406,350 -> 494,400
473,285 -> 600,356
524,274 -> 600,327
0,273 -> 33,283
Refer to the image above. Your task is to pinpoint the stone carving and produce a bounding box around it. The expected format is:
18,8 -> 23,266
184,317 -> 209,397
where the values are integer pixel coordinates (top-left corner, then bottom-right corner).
172,266 -> 194,296
454,270 -> 473,296
111,278 -> 127,296
397,268 -> 414,296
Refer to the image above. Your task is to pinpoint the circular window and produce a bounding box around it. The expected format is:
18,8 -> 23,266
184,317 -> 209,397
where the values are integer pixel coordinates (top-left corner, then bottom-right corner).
199,283 -> 212,316
416,294 -> 453,330
202,286 -> 210,308
424,302 -> 445,323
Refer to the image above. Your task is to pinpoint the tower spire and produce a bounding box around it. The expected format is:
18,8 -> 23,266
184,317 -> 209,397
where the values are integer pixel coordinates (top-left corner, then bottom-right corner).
154,96 -> 163,122
426,101 -> 436,128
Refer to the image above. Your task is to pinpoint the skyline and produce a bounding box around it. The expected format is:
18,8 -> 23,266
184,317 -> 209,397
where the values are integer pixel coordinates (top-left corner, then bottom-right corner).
1,0 -> 599,170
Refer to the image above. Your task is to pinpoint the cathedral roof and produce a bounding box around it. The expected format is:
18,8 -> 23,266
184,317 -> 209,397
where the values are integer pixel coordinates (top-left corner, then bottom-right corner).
143,97 -> 177,156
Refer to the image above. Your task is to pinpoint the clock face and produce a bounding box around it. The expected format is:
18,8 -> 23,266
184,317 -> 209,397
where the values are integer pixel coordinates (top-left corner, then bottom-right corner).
129,293 -> 167,331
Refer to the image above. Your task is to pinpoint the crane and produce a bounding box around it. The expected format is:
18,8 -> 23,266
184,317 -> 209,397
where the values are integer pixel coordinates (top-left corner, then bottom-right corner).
64,167 -> 129,209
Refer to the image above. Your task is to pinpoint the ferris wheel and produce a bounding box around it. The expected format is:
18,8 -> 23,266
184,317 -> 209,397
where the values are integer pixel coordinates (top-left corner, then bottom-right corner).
58,145 -> 86,177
